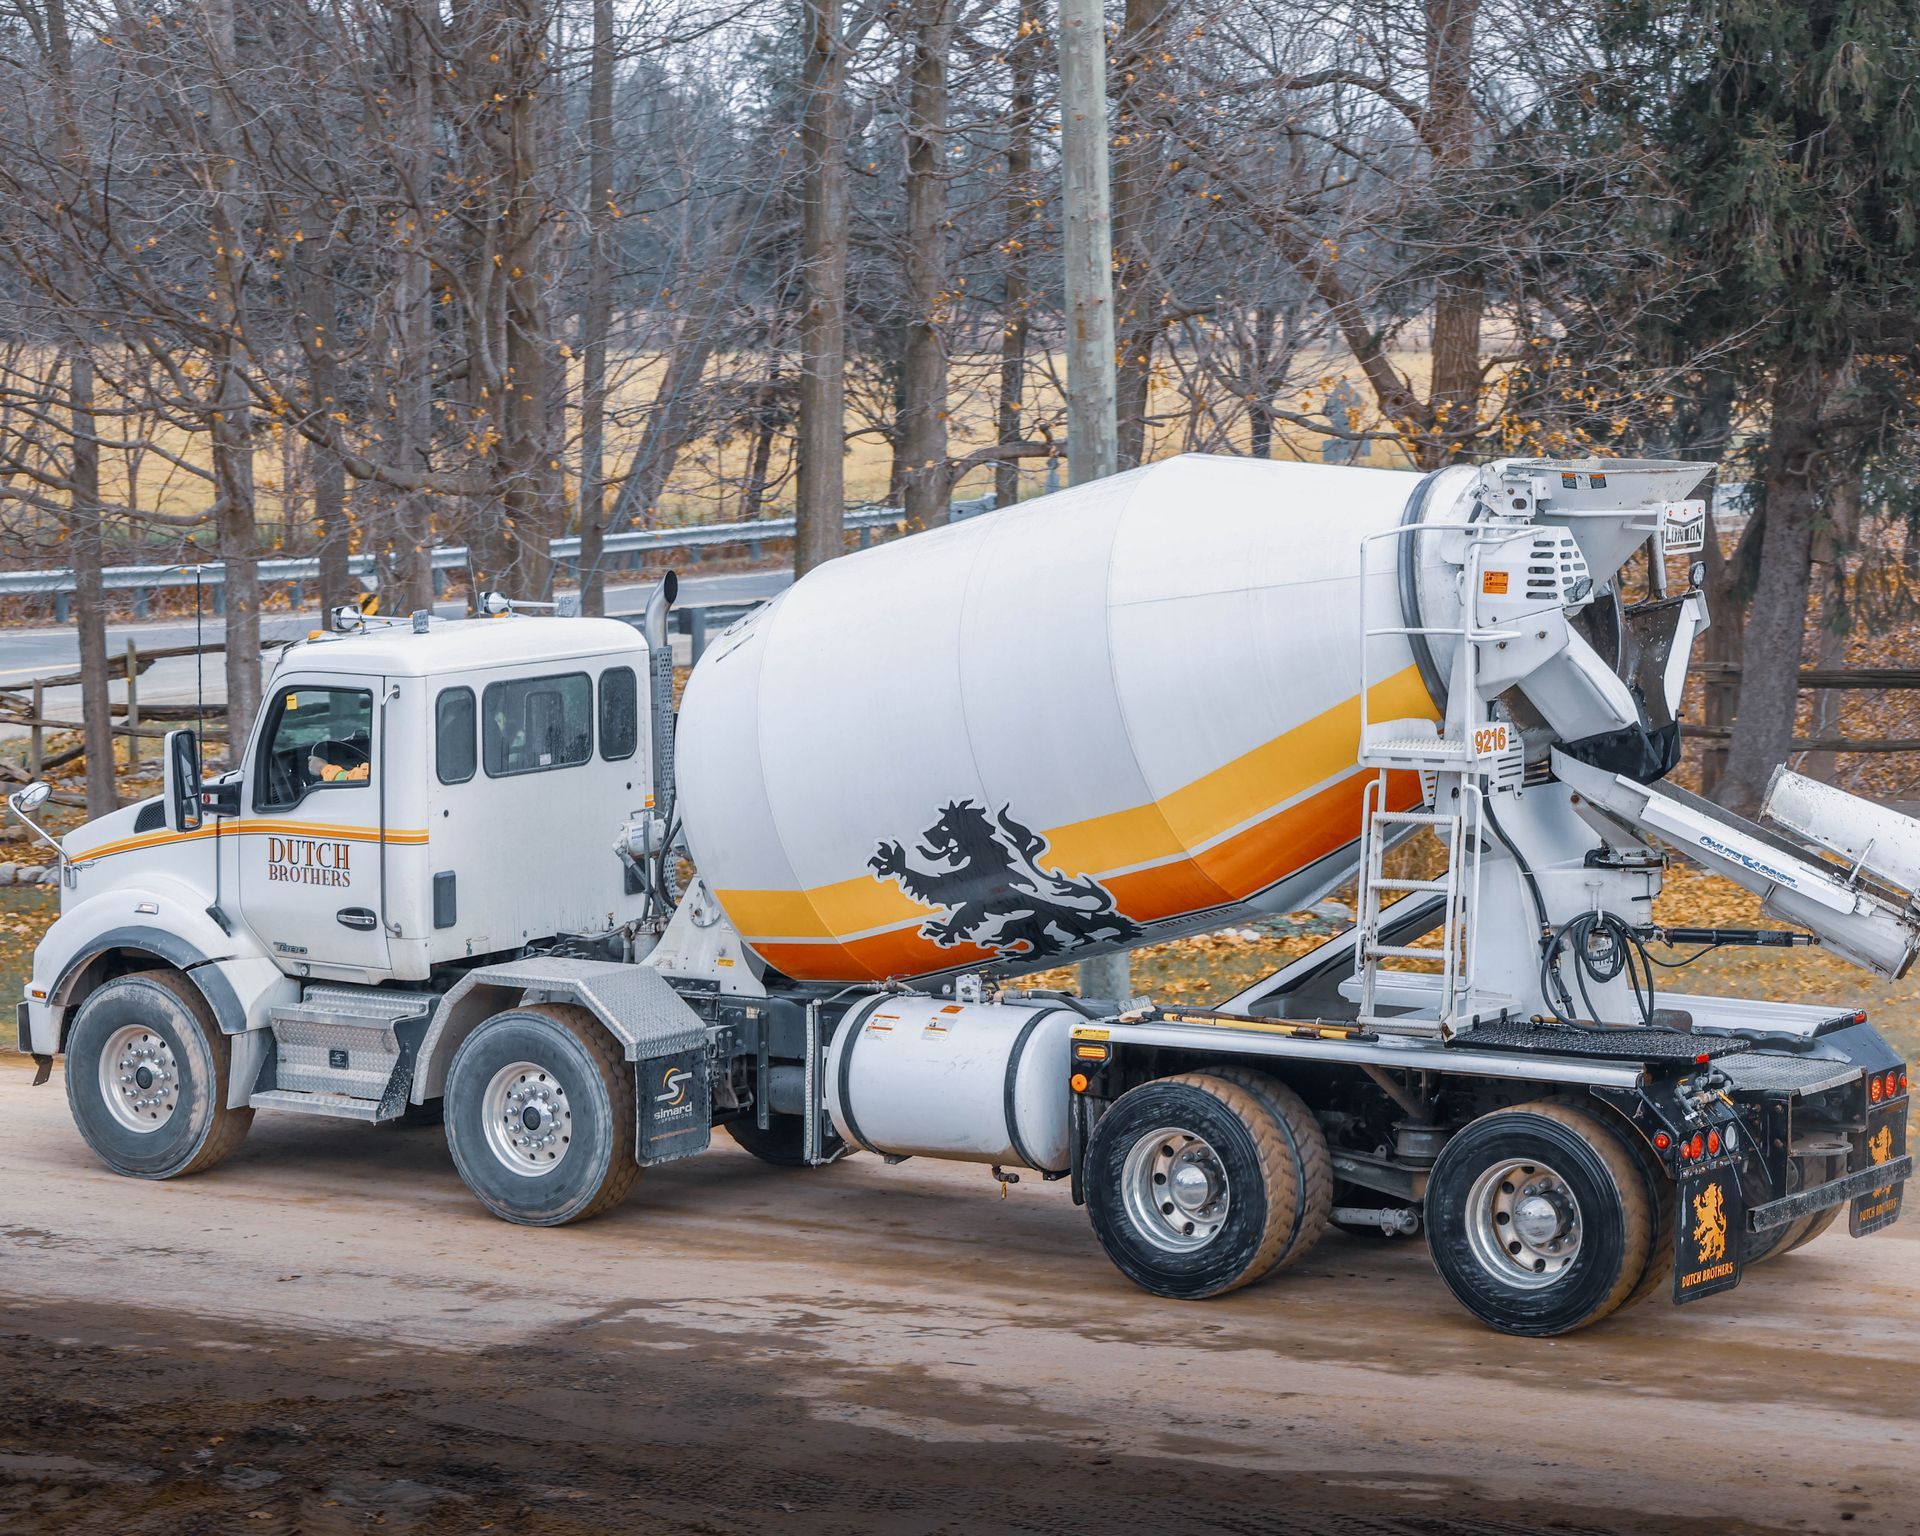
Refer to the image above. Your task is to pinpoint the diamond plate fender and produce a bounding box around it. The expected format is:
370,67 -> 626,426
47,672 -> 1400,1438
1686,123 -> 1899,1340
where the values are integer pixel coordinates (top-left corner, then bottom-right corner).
412,957 -> 710,1107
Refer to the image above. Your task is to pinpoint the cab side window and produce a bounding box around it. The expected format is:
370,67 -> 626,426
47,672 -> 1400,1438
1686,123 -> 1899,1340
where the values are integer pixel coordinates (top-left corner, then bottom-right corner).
436,687 -> 477,784
483,673 -> 593,777
254,686 -> 374,812
599,667 -> 638,762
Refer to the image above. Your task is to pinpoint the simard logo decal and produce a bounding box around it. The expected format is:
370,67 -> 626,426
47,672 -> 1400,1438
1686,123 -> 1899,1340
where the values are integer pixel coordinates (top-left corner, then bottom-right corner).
266,836 -> 354,888
654,1065 -> 696,1121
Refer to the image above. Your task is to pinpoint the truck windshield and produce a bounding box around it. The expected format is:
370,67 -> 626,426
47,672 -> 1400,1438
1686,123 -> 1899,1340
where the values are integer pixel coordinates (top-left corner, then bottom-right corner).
254,686 -> 374,811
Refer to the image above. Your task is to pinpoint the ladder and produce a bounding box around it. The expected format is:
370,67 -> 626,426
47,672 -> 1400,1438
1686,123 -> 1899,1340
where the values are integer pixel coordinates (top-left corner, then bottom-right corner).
1353,773 -> 1483,1035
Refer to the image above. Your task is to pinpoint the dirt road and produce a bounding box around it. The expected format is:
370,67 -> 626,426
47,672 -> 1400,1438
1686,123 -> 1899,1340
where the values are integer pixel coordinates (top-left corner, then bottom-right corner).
1,1058 -> 1915,1536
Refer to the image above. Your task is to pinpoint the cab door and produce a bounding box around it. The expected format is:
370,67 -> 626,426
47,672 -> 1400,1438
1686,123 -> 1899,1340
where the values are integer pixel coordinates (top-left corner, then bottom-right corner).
238,677 -> 393,979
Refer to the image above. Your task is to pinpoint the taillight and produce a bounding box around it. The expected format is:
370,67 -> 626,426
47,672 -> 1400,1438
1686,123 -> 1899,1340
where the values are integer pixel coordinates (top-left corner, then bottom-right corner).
1871,1075 -> 1885,1104
1707,1129 -> 1721,1155
1689,1133 -> 1705,1160
1887,1070 -> 1901,1099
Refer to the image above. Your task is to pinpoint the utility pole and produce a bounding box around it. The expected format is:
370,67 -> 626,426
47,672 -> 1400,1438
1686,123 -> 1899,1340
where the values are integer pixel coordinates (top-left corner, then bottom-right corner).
1059,0 -> 1131,1005
795,0 -> 849,575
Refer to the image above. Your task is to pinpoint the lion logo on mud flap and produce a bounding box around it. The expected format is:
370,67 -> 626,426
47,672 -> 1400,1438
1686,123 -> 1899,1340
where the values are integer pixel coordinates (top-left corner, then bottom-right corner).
1692,1181 -> 1728,1265
869,801 -> 1141,962
1869,1123 -> 1895,1196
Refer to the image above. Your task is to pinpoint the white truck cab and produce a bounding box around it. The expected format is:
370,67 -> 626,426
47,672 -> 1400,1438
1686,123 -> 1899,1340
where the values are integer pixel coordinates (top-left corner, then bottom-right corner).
16,610 -> 675,1167
27,612 -> 657,1001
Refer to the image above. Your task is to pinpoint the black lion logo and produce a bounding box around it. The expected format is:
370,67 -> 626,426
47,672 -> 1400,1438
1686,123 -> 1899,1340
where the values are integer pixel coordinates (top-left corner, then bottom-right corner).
868,800 -> 1142,962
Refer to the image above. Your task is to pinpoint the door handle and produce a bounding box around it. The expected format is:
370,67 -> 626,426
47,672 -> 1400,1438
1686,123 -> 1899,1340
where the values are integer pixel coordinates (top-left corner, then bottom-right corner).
336,907 -> 378,931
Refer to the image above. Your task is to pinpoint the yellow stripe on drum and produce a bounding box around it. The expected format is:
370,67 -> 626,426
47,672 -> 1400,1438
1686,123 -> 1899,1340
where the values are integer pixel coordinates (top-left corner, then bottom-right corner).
718,665 -> 1435,946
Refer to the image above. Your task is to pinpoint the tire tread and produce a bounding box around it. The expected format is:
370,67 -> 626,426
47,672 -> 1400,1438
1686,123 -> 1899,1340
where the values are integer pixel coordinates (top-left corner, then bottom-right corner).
1153,1072 -> 1299,1296
1205,1067 -> 1333,1276
529,1004 -> 641,1221
1511,1099 -> 1653,1329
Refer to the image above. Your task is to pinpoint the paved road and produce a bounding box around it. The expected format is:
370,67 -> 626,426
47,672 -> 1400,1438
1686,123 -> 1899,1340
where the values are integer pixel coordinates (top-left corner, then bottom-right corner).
0,569 -> 789,687
0,1057 -> 1913,1535
0,571 -> 789,732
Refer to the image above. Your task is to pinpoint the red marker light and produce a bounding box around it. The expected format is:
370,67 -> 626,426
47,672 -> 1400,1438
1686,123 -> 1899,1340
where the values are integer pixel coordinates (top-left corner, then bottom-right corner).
1653,1131 -> 1672,1151
1695,1053 -> 1711,1066
1854,1011 -> 1869,1024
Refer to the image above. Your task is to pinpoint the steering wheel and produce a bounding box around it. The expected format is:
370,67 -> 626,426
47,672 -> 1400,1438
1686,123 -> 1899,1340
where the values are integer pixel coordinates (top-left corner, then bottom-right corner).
263,747 -> 299,806
329,741 -> 371,770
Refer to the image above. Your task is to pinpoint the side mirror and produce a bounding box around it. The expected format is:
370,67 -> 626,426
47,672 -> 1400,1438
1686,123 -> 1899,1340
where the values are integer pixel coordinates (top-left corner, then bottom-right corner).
8,781 -> 51,816
163,730 -> 203,832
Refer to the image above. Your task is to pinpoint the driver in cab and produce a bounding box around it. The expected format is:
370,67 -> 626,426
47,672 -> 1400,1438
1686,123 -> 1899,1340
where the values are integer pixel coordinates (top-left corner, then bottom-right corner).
307,739 -> 370,785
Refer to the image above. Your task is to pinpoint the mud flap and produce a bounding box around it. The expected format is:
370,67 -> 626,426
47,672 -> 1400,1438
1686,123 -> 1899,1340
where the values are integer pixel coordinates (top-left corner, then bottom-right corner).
1851,1102 -> 1907,1237
1673,1165 -> 1743,1304
635,1047 -> 710,1165
31,1054 -> 52,1087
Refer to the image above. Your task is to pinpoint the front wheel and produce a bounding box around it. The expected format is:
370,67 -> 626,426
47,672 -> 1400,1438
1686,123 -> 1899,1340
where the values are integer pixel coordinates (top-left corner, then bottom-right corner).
444,1005 -> 639,1226
64,970 -> 253,1179
1426,1100 -> 1652,1337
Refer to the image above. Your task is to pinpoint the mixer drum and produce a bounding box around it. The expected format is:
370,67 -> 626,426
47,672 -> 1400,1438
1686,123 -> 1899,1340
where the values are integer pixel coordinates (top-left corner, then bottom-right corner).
675,454 -> 1446,984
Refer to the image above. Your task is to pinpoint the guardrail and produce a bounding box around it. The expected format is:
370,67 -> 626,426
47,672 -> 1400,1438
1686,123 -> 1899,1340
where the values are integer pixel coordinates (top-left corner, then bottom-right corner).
0,496 -> 996,613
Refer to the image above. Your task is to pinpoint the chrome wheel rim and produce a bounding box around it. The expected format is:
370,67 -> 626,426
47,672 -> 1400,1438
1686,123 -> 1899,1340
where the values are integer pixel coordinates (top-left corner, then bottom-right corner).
1122,1125 -> 1231,1252
481,1061 -> 572,1177
1465,1159 -> 1582,1289
99,1024 -> 180,1134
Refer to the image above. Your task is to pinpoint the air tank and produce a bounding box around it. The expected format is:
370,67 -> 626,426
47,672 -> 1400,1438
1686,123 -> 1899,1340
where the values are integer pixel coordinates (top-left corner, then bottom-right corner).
675,454 -> 1459,984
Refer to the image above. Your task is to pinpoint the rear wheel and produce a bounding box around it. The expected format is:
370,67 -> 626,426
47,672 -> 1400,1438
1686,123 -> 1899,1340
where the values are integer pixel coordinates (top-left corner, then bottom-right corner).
444,1005 -> 638,1226
1426,1101 -> 1652,1337
1085,1071 -> 1326,1300
64,970 -> 253,1179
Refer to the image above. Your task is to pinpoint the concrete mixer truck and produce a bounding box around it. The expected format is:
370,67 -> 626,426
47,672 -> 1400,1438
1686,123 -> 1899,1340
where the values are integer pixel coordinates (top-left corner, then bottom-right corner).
11,454 -> 1911,1336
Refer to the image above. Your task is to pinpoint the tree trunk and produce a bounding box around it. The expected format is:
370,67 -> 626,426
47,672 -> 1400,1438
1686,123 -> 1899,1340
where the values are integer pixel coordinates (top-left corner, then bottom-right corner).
577,0 -> 617,615
1247,305 -> 1278,459
207,0 -> 260,748
1111,0 -> 1174,469
43,0 -> 116,813
68,354 -> 118,814
795,0 -> 848,574
390,1 -> 437,615
606,308 -> 723,535
1720,365 -> 1830,813
1419,0 -> 1483,467
1799,475 -> 1858,784
741,372 -> 781,521
995,4 -> 1036,510
898,0 -> 953,528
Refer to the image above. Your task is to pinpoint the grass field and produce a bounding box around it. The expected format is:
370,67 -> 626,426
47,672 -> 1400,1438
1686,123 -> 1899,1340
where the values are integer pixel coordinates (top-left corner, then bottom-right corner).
0,347 -> 1421,573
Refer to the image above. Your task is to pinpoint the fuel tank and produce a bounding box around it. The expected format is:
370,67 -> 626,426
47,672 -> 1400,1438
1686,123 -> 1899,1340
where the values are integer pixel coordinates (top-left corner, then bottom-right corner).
675,454 -> 1449,984
824,997 -> 1080,1172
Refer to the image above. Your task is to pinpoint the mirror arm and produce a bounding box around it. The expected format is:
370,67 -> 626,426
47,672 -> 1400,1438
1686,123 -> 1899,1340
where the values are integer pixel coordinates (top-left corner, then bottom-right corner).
5,792 -> 67,868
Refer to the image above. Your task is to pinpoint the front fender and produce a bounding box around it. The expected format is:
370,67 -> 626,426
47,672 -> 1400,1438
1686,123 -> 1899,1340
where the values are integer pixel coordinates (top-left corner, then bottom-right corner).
24,875 -> 294,1054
